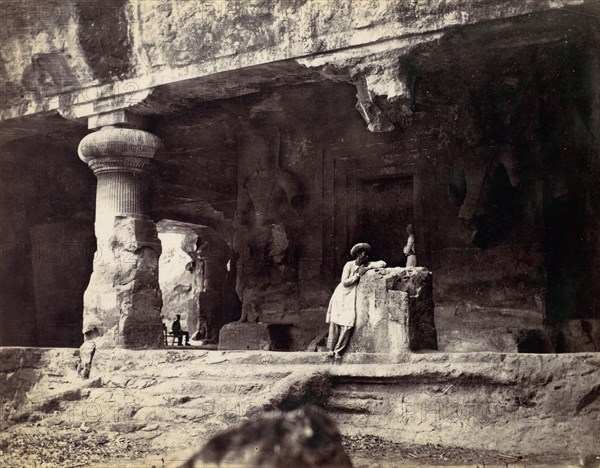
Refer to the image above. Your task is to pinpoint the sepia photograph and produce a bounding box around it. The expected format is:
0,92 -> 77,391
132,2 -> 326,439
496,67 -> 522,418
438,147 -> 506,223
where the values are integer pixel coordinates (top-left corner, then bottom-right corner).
0,0 -> 599,466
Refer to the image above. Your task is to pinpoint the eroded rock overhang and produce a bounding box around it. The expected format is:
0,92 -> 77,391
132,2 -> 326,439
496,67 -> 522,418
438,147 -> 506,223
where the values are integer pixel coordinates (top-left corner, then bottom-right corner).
0,0 -> 596,136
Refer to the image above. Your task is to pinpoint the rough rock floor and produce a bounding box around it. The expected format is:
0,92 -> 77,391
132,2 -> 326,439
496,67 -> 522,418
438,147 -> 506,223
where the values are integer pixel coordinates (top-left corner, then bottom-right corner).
1,348 -> 597,467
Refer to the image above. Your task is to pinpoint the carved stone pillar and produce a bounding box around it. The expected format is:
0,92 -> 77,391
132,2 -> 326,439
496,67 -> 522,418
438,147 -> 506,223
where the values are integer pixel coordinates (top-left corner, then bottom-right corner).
78,126 -> 164,348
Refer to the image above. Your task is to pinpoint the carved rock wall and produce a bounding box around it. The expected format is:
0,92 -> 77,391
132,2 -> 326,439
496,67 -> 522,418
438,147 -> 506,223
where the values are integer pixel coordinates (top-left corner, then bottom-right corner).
224,51 -> 599,349
0,136 -> 95,347
30,221 -> 96,347
2,10 -> 598,350
1,0 -> 584,117
227,80 -> 546,350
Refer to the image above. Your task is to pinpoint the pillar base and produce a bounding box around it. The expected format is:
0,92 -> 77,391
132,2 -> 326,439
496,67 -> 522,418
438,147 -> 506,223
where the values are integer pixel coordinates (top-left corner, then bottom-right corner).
83,216 -> 163,348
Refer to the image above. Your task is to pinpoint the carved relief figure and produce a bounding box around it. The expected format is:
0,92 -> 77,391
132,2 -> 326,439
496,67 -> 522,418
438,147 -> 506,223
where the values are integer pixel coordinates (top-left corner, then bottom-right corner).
234,126 -> 302,323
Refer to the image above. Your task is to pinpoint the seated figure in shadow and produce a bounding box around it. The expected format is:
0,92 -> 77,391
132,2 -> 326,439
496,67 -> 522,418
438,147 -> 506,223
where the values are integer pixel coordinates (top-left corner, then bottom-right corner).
172,314 -> 190,346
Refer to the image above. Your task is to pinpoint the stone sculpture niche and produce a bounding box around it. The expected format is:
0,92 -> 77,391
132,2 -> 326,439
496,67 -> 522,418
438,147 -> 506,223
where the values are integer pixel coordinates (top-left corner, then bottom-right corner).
158,220 -> 239,343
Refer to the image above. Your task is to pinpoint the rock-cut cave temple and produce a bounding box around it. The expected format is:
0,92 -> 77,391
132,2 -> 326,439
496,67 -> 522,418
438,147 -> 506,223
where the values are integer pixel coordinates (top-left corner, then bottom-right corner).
1,0 -> 599,354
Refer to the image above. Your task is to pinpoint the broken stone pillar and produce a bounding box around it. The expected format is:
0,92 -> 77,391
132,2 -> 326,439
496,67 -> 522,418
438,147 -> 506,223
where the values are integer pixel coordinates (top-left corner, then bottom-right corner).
78,125 -> 164,348
348,267 -> 437,353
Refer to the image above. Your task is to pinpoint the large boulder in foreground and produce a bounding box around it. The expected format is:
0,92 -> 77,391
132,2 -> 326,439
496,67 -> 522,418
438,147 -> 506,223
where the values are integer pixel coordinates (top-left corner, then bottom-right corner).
182,405 -> 352,468
349,267 -> 437,353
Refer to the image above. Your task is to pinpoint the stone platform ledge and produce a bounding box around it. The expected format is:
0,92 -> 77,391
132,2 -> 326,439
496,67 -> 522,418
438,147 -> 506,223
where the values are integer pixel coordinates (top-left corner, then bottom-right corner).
1,347 -> 598,459
3,348 -> 599,387
3,347 -> 599,390
0,347 -> 600,386
3,346 -> 600,367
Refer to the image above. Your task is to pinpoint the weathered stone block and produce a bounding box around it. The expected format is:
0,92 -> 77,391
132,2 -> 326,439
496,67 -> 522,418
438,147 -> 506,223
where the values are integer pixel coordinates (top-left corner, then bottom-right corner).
349,267 -> 437,353
218,322 -> 272,351
434,303 -> 547,352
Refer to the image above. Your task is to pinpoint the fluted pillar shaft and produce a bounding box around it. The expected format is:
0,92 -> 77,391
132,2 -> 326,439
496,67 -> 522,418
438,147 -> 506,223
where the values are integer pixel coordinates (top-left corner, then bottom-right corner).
77,126 -> 164,349
78,126 -> 161,242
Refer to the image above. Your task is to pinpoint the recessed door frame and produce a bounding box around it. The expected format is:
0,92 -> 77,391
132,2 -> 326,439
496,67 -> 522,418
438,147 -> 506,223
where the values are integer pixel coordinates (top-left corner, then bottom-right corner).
327,155 -> 423,274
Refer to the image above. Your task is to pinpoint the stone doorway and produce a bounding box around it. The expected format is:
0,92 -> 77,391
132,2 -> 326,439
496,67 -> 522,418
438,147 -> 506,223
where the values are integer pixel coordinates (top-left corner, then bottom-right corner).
352,175 -> 414,267
157,219 -> 240,345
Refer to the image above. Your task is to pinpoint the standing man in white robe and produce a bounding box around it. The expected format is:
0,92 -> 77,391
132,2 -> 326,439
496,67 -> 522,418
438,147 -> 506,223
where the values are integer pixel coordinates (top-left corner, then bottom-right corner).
326,243 -> 386,359
403,224 -> 417,267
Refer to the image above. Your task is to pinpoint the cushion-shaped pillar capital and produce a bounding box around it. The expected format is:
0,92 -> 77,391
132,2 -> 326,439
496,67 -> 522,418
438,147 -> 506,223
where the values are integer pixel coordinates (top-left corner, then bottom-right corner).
78,126 -> 162,171
77,126 -> 162,241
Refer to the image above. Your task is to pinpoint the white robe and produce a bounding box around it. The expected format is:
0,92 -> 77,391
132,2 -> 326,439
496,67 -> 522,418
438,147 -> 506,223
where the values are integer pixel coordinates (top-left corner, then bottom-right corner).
326,260 -> 386,327
403,234 -> 417,267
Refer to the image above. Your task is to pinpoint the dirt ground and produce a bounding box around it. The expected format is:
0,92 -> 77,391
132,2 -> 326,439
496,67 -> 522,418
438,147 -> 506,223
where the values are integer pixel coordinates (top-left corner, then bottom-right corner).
0,422 -> 582,468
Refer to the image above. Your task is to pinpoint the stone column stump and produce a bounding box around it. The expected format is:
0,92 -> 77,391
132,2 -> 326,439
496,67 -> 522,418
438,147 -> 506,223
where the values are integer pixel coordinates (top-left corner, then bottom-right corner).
349,267 -> 437,353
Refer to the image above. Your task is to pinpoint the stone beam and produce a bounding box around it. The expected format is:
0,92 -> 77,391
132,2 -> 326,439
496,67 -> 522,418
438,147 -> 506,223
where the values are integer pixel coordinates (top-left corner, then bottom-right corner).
0,0 -> 592,123
57,87 -> 154,122
87,108 -> 145,130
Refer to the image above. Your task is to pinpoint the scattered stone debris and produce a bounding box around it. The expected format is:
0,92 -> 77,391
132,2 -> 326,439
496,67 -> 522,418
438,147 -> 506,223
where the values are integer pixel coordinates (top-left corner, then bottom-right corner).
0,423 -> 584,467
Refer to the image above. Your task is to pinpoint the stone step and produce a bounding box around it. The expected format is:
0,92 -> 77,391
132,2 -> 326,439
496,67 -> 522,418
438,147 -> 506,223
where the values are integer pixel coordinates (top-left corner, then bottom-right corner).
79,385 -> 269,420
46,394 -> 263,431
102,376 -> 268,395
99,366 -> 293,382
331,390 -> 386,402
132,405 -> 234,424
326,398 -> 378,415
